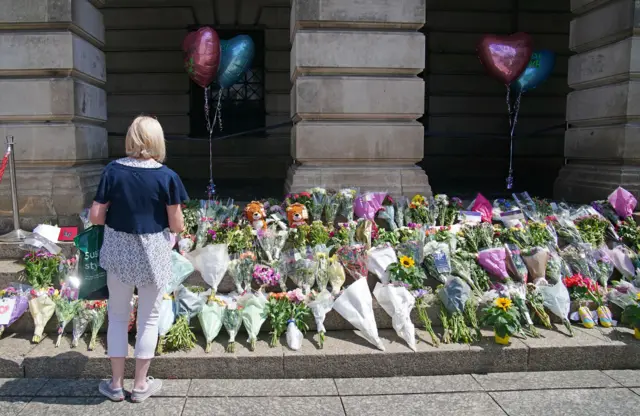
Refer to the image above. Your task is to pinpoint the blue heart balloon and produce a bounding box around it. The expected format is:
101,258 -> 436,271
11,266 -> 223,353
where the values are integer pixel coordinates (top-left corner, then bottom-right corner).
217,35 -> 255,89
511,49 -> 555,93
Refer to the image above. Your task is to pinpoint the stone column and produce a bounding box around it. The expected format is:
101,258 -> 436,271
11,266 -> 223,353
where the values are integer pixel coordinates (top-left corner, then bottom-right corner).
0,0 -> 107,230
286,0 -> 431,197
554,0 -> 640,202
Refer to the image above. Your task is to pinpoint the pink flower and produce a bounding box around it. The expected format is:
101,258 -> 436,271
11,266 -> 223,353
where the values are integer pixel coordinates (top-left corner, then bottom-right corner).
287,288 -> 305,303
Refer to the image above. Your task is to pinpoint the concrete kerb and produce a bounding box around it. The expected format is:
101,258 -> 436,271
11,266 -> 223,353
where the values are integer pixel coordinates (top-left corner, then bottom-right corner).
6,327 -> 640,379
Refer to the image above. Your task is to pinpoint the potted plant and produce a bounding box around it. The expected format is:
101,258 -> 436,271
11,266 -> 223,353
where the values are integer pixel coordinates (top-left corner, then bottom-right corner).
481,296 -> 522,345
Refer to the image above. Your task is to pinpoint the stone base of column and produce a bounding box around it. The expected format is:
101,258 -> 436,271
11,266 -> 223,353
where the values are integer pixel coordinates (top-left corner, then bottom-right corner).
0,164 -> 104,233
285,164 -> 432,197
554,164 -> 640,203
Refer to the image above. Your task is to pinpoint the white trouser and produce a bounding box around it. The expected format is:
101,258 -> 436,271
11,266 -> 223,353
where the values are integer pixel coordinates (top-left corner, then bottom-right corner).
107,272 -> 164,359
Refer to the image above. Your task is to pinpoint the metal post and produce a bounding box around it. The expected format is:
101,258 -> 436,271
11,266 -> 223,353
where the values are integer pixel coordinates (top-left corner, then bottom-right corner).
0,136 -> 30,242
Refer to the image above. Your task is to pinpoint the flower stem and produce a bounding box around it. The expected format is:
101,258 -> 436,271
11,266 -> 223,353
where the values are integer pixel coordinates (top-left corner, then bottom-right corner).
270,332 -> 279,348
226,341 -> 236,353
88,336 -> 97,351
250,338 -> 256,351
318,331 -> 325,349
562,318 -> 574,337
156,336 -> 165,355
417,304 -> 439,347
55,333 -> 63,348
32,334 -> 42,344
205,342 -> 212,354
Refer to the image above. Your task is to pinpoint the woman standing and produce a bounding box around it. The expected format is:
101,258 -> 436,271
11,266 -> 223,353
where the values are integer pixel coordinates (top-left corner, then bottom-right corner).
89,116 -> 188,403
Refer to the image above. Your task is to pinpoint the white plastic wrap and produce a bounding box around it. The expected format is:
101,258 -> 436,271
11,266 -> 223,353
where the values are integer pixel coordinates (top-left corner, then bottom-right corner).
286,321 -> 303,350
367,245 -> 397,284
605,246 -> 636,279
308,290 -> 335,333
332,278 -> 385,351
158,298 -> 175,337
373,283 -> 417,351
185,243 -> 230,292
538,280 -> 571,322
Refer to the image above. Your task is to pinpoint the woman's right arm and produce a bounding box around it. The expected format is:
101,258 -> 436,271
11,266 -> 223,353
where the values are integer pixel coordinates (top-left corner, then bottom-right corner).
167,204 -> 185,234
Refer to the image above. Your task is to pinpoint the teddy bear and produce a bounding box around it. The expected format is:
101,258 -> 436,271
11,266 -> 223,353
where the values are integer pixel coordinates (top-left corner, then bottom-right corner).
244,201 -> 267,231
286,203 -> 308,228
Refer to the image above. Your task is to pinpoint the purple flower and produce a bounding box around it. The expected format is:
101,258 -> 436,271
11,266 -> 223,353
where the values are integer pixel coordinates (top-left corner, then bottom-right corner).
207,229 -> 217,240
412,289 -> 427,299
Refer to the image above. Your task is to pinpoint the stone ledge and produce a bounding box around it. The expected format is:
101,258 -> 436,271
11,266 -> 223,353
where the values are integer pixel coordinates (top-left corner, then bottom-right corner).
291,31 -> 425,80
569,0 -> 637,53
566,81 -> 640,126
0,242 -> 75,260
2,327 -> 638,379
554,163 -> 640,202
563,125 -> 640,160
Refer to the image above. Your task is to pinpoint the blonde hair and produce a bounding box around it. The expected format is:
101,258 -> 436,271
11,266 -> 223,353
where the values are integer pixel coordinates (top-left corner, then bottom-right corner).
125,116 -> 166,162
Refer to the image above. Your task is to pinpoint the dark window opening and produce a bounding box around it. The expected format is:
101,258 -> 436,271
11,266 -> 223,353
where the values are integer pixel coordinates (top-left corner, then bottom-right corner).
189,29 -> 266,138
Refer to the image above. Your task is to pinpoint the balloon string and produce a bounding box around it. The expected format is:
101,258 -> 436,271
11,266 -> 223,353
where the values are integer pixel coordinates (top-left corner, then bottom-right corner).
205,89 -> 224,203
505,87 -> 523,190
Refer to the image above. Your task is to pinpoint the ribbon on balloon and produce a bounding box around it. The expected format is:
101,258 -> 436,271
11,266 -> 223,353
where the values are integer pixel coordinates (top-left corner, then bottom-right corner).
477,34 -> 555,190
182,28 -> 255,198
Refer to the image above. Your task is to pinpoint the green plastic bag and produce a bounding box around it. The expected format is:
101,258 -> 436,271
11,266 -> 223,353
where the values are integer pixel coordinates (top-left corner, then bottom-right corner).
74,226 -> 107,299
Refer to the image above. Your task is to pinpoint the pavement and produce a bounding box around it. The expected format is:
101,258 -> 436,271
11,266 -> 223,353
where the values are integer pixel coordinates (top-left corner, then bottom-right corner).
1,370 -> 640,415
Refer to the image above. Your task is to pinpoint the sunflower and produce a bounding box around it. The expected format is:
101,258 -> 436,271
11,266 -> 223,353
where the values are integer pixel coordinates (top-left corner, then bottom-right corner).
636,292 -> 640,301
495,297 -> 512,311
399,256 -> 415,268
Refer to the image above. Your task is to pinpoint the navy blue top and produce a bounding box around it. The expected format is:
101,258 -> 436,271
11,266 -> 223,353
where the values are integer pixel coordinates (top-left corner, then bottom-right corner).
94,161 -> 189,234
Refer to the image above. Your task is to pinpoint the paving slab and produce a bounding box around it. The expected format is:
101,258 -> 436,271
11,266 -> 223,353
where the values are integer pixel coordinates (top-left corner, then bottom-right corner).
467,329 -> 529,374
0,397 -> 30,415
473,370 -> 622,391
182,396 -> 345,416
0,333 -> 39,378
334,374 -> 482,395
633,388 -> 640,396
523,327 -> 640,371
490,388 -> 640,416
96,397 -> 186,415
340,392 -> 506,416
188,378 -> 338,397
17,397 -> 104,415
37,379 -> 102,397
602,370 -> 640,388
0,378 -> 47,396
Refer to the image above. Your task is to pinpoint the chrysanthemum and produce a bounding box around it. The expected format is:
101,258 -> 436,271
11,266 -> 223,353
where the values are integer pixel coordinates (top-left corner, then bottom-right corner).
399,256 -> 415,268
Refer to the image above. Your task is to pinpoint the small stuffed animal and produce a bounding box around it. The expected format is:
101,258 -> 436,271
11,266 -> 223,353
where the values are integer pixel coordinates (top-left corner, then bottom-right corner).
286,203 -> 308,228
244,201 -> 267,230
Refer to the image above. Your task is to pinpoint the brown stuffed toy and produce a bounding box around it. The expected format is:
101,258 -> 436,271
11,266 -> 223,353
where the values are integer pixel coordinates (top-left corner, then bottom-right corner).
286,203 -> 308,228
244,201 -> 267,230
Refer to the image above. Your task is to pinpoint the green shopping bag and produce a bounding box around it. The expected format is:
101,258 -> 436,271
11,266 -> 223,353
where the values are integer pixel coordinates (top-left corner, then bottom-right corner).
74,226 -> 107,299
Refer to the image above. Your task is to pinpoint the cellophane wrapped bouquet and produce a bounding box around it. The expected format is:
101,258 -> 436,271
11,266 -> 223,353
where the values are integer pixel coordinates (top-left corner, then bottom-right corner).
238,291 -> 267,351
373,282 -> 417,351
198,293 -> 225,353
164,286 -> 204,352
87,300 -> 107,351
223,302 -> 243,353
437,277 -> 478,344
228,251 -> 257,294
286,289 -> 311,351
71,301 -> 94,348
28,287 -> 56,344
53,290 -> 79,347
307,290 -> 334,348
157,294 -> 176,355
337,188 -> 358,222
0,284 -> 31,339
257,227 -> 289,292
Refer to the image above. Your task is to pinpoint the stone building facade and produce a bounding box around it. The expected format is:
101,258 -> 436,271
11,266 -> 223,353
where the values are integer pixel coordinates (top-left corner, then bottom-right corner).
0,0 -> 635,228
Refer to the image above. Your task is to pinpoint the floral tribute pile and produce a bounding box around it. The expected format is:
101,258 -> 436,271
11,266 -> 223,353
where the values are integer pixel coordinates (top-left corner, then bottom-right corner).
5,186 -> 640,351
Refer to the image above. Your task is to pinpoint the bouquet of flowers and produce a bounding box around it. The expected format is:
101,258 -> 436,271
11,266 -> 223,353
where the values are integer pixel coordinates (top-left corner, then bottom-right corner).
286,289 -> 311,350
0,285 -> 30,338
618,217 -> 640,252
469,193 -> 493,223
157,294 -> 176,355
434,194 -> 462,226
377,195 -> 396,230
574,215 -> 609,248
394,197 -> 408,228
388,254 -> 424,290
373,282 -> 417,351
563,273 -> 613,328
71,301 -> 94,348
608,186 -> 637,219
324,191 -> 341,228
505,243 -> 528,283
367,244 -> 397,284
537,280 -> 574,336
223,304 -> 243,353
622,292 -> 640,340
87,300 -> 107,351
165,251 -> 196,294
228,251 -> 257,294
307,290 -> 334,348
333,278 -> 385,350
290,254 -> 318,294
506,282 -> 540,337
413,288 -> 439,346
337,188 -> 358,222
185,242 -> 230,293
407,195 -> 435,226
257,227 -> 289,291
423,242 -> 453,284
128,295 -> 138,333
545,247 -> 568,284
605,245 -> 637,280
437,277 -> 476,344
252,263 -> 282,292
165,286 -> 204,352
23,251 -> 63,289
52,290 -> 80,347
198,293 -> 225,353
28,287 -> 56,343
481,296 -> 522,345
336,244 -> 368,280
314,246 -> 331,292
521,247 -> 550,285
327,255 -> 346,295
266,292 -> 290,347
238,292 -> 267,351
607,281 -> 640,310
309,187 -> 327,221
354,192 -> 386,221
458,223 -> 495,253
477,247 -> 510,281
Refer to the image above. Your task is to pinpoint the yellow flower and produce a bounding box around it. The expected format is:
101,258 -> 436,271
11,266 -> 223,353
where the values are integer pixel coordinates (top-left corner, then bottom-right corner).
636,292 -> 640,301
495,297 -> 512,311
411,194 -> 425,205
400,256 -> 415,268
0,290 -> 4,297
53,289 -> 59,297
163,293 -> 172,300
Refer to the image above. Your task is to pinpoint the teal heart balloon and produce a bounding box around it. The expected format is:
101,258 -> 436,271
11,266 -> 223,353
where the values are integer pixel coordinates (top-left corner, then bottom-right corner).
511,50 -> 555,93
217,35 -> 255,89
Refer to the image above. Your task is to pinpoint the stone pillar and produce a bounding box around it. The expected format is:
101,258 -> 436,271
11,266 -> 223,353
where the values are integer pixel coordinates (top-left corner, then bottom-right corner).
0,0 -> 107,230
286,0 -> 431,197
554,0 -> 640,202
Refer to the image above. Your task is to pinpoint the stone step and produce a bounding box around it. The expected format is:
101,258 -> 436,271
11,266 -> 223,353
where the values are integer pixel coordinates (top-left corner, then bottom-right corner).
0,242 -> 76,260
0,259 -> 25,287
0,326 -> 638,379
